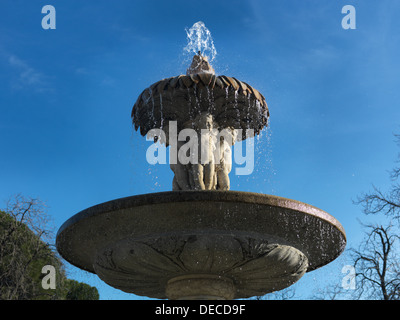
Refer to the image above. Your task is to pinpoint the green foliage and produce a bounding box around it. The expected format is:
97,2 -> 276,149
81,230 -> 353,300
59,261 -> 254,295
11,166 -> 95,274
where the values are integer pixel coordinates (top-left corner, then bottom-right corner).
0,204 -> 99,300
65,279 -> 100,300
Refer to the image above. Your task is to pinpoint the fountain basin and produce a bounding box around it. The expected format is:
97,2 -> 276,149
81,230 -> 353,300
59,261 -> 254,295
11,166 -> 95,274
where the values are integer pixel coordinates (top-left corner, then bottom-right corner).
56,191 -> 346,299
131,72 -> 269,141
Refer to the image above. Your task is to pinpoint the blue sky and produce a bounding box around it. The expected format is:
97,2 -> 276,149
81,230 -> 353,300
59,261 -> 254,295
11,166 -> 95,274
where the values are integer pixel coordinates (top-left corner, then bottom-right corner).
1,0 -> 400,299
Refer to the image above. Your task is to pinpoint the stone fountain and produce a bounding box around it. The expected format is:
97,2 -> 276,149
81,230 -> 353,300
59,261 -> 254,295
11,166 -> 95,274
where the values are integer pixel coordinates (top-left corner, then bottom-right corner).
56,25 -> 346,300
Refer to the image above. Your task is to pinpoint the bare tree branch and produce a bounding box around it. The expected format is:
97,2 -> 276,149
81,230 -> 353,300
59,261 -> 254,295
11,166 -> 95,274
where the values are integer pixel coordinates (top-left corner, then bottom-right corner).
0,194 -> 57,299
350,224 -> 400,300
354,133 -> 400,222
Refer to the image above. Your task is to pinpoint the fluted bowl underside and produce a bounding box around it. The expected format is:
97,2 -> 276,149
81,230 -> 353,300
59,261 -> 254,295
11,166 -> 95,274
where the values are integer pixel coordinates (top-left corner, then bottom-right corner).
131,74 -> 269,140
56,191 -> 346,299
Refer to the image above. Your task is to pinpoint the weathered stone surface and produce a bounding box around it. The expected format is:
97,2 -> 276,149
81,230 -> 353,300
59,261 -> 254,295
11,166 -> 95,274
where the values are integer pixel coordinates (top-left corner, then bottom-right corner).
166,275 -> 236,300
131,54 -> 270,191
164,112 -> 235,191
93,234 -> 308,299
186,53 -> 215,76
56,191 -> 346,299
131,56 -> 269,142
56,45 -> 347,300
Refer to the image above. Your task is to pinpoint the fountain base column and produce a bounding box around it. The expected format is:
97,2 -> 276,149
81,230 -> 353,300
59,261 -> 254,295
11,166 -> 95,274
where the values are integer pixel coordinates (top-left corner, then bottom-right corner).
166,274 -> 235,300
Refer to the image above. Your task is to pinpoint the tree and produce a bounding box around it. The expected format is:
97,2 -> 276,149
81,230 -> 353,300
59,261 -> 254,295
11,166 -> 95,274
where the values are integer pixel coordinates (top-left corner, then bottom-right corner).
0,195 -> 61,299
254,287 -> 297,300
351,224 -> 400,300
351,133 -> 400,299
356,134 -> 400,222
309,134 -> 400,300
65,279 -> 100,300
310,282 -> 349,300
0,194 -> 99,300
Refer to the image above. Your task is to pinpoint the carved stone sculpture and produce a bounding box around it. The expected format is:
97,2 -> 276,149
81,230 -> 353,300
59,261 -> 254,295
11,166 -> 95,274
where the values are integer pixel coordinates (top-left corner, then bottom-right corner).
56,35 -> 346,300
56,191 -> 346,300
131,52 -> 269,191
93,234 -> 309,299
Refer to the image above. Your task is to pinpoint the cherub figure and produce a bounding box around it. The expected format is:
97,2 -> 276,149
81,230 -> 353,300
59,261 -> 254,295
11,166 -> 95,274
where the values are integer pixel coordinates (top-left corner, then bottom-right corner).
164,113 -> 219,191
214,127 -> 238,190
195,113 -> 219,190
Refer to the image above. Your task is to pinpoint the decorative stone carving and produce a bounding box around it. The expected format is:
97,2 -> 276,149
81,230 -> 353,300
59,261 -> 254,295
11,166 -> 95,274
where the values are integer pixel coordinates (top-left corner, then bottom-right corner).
165,112 -> 236,190
93,233 -> 309,299
131,53 -> 269,191
56,191 -> 346,300
56,46 -> 347,300
186,52 -> 215,75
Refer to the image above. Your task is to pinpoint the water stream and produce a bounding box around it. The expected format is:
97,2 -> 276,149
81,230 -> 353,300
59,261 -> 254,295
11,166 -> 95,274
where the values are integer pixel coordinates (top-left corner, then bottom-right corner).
184,21 -> 217,62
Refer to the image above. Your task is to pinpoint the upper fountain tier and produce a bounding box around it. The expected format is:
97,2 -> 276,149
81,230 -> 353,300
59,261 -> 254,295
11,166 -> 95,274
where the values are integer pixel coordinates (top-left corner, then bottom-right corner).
131,53 -> 269,142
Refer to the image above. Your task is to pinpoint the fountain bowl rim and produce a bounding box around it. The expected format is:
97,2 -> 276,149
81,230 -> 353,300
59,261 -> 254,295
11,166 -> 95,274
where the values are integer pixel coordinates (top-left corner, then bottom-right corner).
56,190 -> 346,275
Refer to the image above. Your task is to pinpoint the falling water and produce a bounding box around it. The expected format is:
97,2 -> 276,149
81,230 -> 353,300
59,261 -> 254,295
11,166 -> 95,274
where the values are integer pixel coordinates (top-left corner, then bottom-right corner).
206,87 -> 216,115
150,88 -> 155,125
159,93 -> 164,129
193,85 -> 202,118
184,21 -> 217,62
187,88 -> 194,126
246,93 -> 251,130
181,21 -> 275,193
234,89 -> 240,122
